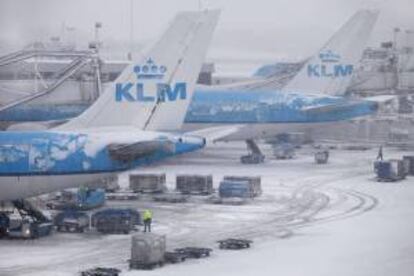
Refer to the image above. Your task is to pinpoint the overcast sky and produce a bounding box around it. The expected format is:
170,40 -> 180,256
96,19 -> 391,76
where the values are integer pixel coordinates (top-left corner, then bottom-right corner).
0,0 -> 413,68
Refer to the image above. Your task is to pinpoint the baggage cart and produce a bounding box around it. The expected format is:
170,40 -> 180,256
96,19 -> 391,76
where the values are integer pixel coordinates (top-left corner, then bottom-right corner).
217,238 -> 253,250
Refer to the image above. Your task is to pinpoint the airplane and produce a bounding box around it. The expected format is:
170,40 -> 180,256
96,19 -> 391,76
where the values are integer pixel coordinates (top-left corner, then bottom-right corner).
0,10 -> 382,133
0,9 -> 391,161
183,10 -> 384,143
0,9 -> 220,202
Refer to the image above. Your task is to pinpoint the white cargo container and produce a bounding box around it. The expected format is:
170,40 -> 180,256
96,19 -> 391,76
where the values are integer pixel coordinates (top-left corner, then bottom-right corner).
129,174 -> 166,193
221,176 -> 262,198
130,233 -> 166,269
399,72 -> 414,90
176,175 -> 213,195
315,150 -> 329,164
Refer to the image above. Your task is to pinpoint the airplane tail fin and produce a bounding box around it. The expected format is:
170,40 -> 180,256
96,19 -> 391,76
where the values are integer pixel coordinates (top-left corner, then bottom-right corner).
58,10 -> 220,131
282,9 -> 379,96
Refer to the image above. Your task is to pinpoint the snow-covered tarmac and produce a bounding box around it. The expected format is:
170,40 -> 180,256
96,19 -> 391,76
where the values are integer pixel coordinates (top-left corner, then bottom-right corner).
1,142 -> 413,276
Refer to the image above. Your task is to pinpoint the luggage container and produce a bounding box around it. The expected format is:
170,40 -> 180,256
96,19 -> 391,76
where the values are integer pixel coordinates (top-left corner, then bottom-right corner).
272,143 -> 295,159
92,209 -> 141,234
54,211 -> 89,233
219,180 -> 251,198
102,176 -> 120,193
219,176 -> 262,199
129,174 -> 166,193
222,176 -> 262,197
176,175 -> 213,195
374,160 -> 406,182
130,233 -> 166,269
77,188 -> 106,210
403,156 -> 414,176
315,150 -> 329,164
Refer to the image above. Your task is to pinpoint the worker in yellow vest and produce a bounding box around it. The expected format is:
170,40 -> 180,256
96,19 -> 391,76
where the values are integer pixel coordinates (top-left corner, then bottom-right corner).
143,209 -> 152,233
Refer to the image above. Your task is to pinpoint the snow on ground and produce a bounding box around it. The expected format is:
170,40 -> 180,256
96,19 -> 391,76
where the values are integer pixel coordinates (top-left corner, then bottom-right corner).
1,142 -> 414,276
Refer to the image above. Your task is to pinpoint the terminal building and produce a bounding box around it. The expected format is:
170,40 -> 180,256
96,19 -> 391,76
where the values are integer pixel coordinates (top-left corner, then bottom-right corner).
0,31 -> 413,145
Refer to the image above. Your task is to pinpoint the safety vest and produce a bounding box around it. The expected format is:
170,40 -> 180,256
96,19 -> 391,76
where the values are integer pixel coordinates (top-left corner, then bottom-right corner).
143,210 -> 152,221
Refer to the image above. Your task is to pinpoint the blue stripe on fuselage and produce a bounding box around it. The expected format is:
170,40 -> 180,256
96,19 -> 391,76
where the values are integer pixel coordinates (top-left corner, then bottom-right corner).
185,90 -> 377,123
0,104 -> 89,122
0,132 -> 203,176
0,90 -> 377,123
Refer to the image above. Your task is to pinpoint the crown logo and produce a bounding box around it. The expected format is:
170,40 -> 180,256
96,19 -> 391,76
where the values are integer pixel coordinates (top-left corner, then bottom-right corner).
319,50 -> 341,63
134,58 -> 167,79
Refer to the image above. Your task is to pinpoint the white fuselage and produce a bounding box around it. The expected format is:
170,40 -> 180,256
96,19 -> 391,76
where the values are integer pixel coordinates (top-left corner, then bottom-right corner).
0,127 -> 205,202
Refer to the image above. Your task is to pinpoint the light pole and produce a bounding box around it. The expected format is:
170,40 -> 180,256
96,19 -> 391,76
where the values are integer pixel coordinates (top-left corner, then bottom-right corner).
94,22 -> 102,49
129,0 -> 134,61
393,27 -> 401,51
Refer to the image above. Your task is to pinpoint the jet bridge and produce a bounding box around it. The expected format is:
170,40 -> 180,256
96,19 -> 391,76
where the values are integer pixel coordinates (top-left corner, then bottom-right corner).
0,49 -> 102,114
0,50 -> 93,67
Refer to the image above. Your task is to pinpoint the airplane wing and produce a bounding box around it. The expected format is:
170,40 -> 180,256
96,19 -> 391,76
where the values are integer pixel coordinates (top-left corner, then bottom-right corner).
300,94 -> 391,115
364,95 -> 396,104
108,140 -> 175,162
301,101 -> 365,114
188,125 -> 244,143
108,125 -> 244,162
7,120 -> 69,131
